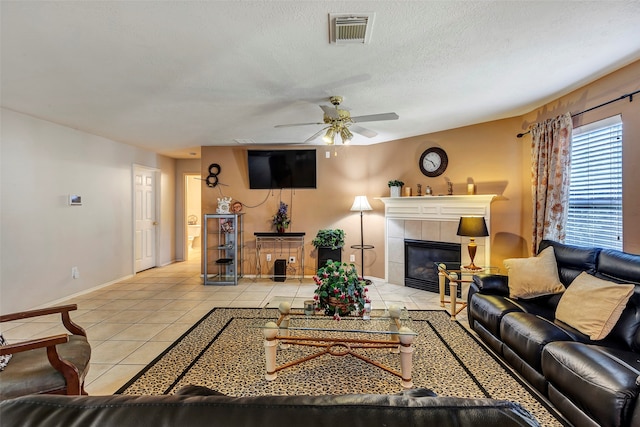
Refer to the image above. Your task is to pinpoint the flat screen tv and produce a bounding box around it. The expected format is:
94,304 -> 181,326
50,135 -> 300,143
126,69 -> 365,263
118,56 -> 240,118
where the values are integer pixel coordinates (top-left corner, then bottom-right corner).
247,149 -> 317,189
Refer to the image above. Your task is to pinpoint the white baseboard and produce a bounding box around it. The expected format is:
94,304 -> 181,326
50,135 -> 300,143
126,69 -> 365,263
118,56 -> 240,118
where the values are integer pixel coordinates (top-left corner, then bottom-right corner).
35,274 -> 134,310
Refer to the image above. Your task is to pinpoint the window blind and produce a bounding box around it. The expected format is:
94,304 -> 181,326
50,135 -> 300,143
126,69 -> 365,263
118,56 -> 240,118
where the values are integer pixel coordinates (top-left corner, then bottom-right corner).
565,115 -> 622,250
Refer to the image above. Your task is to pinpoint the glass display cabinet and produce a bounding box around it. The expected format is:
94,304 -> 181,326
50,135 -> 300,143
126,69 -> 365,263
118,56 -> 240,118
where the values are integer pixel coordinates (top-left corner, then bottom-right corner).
203,213 -> 244,285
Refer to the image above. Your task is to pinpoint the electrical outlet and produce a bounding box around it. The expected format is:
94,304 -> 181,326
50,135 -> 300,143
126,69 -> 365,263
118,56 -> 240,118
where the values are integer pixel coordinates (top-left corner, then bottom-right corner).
289,256 -> 296,264
266,254 -> 272,262
71,266 -> 80,279
349,254 -> 356,262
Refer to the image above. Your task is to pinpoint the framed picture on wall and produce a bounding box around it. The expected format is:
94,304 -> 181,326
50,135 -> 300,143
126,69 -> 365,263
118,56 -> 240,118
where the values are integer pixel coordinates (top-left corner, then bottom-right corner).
69,195 -> 82,206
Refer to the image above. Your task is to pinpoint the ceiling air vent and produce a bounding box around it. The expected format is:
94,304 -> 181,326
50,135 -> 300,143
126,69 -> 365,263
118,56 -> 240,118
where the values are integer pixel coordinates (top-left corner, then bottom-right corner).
329,13 -> 375,44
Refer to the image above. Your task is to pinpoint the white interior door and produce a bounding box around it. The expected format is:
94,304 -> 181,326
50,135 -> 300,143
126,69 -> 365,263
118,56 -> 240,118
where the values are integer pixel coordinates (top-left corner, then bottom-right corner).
134,166 -> 157,272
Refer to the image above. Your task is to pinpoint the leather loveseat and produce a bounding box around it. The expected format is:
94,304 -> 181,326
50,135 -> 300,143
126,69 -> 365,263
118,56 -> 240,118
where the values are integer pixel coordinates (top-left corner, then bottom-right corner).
0,385 -> 541,426
468,239 -> 640,427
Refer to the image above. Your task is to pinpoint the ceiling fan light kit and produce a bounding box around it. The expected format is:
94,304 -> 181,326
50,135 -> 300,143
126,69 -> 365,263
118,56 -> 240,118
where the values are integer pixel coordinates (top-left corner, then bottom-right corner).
323,127 -> 337,145
340,127 -> 353,144
274,95 -> 398,145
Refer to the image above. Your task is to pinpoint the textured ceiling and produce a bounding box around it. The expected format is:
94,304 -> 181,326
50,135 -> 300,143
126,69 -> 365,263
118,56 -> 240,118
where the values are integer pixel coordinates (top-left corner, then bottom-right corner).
2,1 -> 640,158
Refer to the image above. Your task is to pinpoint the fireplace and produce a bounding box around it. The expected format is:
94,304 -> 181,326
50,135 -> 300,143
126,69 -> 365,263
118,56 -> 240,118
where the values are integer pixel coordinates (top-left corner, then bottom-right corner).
404,239 -> 461,294
380,195 -> 494,286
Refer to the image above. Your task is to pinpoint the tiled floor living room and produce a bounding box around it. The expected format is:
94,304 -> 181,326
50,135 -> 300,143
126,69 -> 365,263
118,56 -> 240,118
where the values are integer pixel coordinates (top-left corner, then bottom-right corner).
2,252 -> 458,395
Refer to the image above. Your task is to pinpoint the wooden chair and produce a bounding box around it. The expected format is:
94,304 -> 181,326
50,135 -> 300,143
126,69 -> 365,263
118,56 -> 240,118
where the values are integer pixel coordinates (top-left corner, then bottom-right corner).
0,304 -> 91,400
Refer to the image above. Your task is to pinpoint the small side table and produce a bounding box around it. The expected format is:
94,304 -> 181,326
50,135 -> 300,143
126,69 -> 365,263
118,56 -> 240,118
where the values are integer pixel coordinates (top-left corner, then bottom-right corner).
255,232 -> 305,282
351,244 -> 374,284
435,262 -> 498,320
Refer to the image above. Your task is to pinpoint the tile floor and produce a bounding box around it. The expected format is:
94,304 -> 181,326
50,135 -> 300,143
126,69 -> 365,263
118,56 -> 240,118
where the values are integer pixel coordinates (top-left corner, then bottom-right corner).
2,251 -> 467,395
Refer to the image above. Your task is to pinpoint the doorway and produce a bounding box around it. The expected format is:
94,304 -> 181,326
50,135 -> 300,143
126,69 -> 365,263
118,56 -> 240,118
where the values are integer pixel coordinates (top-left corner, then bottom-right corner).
133,165 -> 159,272
185,174 -> 202,261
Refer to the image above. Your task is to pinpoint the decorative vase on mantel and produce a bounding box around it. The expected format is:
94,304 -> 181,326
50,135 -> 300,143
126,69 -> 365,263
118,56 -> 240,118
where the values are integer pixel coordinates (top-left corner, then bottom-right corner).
390,186 -> 402,198
277,225 -> 285,234
388,180 -> 404,198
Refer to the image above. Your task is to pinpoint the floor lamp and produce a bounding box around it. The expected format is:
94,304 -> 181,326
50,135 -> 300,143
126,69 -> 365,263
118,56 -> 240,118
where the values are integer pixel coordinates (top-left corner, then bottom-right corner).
350,196 -> 373,282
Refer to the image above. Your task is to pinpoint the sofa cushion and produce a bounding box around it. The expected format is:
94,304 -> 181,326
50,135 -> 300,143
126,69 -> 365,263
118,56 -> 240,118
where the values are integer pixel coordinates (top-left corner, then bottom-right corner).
504,247 -> 565,299
596,249 -> 640,351
0,335 -> 91,400
500,312 -> 575,372
555,272 -> 634,341
469,294 -> 523,338
596,249 -> 640,286
542,342 -> 640,427
539,240 -> 599,286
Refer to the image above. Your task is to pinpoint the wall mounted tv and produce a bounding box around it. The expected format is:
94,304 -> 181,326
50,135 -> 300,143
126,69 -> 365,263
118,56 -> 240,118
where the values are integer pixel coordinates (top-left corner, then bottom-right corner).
247,149 -> 317,189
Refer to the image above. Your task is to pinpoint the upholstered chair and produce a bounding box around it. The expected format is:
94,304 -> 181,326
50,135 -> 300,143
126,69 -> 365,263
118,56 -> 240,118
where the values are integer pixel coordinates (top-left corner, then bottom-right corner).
0,304 -> 91,400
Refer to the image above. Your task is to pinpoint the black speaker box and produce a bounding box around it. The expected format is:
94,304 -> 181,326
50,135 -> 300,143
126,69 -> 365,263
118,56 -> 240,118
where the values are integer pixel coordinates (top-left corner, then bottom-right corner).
317,247 -> 342,269
273,259 -> 286,282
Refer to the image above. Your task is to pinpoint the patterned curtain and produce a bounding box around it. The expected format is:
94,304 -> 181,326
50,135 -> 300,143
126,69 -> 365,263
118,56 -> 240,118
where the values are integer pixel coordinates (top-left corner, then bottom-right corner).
530,112 -> 573,254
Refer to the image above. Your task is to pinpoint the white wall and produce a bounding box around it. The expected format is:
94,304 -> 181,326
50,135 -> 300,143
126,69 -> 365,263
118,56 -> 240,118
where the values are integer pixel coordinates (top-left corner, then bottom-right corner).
1,109 -> 176,313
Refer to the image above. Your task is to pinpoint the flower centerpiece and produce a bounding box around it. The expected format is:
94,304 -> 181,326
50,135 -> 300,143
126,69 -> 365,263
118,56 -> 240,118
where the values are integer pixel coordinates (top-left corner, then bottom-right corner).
313,260 -> 369,319
272,201 -> 290,233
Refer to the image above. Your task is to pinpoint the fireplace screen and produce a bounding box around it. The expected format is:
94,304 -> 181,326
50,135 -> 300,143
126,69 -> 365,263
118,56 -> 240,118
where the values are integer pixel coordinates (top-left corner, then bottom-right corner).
404,239 -> 461,294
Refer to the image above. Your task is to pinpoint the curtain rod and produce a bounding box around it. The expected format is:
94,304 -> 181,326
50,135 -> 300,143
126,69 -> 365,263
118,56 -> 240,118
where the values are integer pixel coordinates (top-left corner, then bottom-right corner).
516,89 -> 640,138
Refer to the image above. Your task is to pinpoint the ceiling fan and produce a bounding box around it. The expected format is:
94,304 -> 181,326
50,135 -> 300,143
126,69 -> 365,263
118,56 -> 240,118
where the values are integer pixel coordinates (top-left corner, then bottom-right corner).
274,96 -> 399,144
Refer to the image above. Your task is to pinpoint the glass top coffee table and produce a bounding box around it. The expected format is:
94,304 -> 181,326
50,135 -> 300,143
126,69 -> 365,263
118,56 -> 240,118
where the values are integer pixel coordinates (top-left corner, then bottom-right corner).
256,299 -> 416,388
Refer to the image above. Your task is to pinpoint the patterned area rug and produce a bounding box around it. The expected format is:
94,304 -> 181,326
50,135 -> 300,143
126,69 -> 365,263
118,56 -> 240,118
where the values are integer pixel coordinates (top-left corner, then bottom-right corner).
116,308 -> 566,426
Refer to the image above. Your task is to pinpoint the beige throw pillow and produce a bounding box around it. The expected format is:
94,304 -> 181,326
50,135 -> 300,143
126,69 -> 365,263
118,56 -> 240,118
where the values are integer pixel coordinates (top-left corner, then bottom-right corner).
504,246 -> 565,299
555,272 -> 634,340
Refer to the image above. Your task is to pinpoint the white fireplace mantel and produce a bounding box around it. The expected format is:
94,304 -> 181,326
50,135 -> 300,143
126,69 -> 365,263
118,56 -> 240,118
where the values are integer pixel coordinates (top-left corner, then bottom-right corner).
378,195 -> 495,220
378,195 -> 495,284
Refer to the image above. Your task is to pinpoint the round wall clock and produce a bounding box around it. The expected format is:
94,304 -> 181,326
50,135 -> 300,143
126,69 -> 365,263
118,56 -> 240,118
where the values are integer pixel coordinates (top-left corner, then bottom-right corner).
419,147 -> 448,177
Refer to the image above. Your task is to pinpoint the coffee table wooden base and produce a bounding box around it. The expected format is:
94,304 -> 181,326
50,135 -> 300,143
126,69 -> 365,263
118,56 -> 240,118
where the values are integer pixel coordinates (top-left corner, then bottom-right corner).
262,303 -> 415,389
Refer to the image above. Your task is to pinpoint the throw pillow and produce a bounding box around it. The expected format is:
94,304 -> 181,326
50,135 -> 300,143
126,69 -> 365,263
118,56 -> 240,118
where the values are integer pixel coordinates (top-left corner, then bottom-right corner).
0,334 -> 12,371
555,271 -> 634,340
504,246 -> 565,299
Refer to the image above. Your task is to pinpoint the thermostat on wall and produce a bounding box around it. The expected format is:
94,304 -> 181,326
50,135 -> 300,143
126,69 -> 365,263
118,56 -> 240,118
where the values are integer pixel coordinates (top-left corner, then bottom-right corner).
69,195 -> 82,206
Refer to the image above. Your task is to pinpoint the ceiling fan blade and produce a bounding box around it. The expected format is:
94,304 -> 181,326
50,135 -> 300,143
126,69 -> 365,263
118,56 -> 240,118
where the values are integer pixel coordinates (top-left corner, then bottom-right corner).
320,105 -> 340,119
304,126 -> 329,143
350,125 -> 378,138
351,112 -> 399,123
274,122 -> 324,128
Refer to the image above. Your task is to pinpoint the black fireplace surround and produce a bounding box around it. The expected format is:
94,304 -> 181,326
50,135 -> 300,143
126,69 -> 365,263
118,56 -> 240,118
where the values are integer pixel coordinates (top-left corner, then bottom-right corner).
405,239 -> 461,294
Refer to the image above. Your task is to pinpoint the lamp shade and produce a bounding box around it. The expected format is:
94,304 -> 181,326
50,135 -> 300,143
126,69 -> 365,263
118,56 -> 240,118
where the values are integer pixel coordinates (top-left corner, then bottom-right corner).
350,195 -> 372,212
340,127 -> 353,144
456,217 -> 489,237
323,127 -> 336,145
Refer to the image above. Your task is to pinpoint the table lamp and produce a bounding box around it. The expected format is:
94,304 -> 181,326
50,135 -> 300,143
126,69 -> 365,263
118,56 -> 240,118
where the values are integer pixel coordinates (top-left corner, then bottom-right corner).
456,216 -> 489,270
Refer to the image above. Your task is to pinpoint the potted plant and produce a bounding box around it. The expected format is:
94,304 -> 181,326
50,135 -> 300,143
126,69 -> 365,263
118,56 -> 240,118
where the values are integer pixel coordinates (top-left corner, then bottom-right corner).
272,201 -> 290,233
313,260 -> 369,319
388,180 -> 404,197
312,229 -> 345,268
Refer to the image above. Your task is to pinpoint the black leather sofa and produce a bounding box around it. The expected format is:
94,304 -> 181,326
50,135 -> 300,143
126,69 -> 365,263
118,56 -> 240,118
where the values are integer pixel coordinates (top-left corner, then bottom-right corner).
0,386 -> 541,426
468,239 -> 640,427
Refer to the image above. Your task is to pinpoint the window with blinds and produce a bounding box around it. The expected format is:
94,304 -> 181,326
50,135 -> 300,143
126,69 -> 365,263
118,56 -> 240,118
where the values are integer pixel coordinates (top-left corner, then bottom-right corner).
565,115 -> 623,250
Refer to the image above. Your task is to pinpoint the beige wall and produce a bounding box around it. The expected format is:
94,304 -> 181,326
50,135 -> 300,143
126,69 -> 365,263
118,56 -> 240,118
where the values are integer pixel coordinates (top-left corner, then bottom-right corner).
520,59 -> 640,255
201,59 -> 640,278
201,116 -> 527,278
